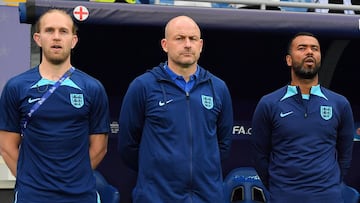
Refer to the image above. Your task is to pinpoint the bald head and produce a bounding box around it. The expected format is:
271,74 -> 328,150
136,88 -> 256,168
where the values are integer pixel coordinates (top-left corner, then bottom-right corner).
164,16 -> 201,39
161,15 -> 203,75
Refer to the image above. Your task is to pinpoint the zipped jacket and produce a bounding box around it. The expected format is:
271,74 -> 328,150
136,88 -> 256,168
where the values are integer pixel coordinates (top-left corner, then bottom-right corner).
118,63 -> 233,203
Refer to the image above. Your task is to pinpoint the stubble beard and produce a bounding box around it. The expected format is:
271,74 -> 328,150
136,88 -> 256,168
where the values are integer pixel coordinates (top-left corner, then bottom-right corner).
293,61 -> 321,80
44,50 -> 69,65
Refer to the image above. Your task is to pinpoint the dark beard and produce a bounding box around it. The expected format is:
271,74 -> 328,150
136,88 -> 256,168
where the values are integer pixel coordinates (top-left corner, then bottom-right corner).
293,63 -> 320,80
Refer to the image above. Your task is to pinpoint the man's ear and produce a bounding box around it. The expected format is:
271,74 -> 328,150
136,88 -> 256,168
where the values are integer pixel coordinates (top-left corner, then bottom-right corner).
161,38 -> 168,53
71,35 -> 79,49
33,33 -> 42,48
285,54 -> 292,67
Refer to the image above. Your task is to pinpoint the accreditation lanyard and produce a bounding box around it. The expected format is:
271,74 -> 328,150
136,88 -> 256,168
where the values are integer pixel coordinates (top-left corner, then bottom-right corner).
22,67 -> 75,132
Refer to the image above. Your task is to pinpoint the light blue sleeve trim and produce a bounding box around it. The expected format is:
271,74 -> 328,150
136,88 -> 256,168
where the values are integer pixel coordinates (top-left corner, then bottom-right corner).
14,191 -> 18,203
97,191 -> 101,203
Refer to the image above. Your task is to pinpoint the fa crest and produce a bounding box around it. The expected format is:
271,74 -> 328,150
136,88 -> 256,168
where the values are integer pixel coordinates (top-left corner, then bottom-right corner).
70,93 -> 84,108
320,105 -> 332,120
201,95 -> 213,110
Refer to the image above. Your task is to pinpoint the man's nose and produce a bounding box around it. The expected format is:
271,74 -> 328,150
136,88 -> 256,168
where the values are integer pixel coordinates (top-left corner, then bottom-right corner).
306,48 -> 314,55
184,38 -> 191,47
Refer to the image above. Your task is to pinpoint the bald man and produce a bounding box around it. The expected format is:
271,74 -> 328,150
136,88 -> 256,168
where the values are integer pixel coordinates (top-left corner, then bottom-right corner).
118,15 -> 234,203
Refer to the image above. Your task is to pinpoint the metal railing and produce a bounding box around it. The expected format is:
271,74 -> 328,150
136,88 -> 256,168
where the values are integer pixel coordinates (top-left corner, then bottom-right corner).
154,0 -> 360,12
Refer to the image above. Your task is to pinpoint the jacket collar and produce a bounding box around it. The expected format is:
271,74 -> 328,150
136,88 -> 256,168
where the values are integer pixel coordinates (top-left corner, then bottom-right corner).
280,84 -> 328,101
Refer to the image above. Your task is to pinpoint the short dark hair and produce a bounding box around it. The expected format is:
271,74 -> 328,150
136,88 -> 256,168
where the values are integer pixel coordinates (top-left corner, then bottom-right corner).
287,32 -> 317,54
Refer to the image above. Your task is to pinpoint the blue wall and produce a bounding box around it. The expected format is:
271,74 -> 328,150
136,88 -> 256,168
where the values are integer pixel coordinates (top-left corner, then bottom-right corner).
0,6 -> 30,94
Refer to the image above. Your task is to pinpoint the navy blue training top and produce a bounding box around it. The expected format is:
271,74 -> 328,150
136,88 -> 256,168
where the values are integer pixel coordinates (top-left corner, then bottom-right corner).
252,85 -> 354,202
0,66 -> 110,203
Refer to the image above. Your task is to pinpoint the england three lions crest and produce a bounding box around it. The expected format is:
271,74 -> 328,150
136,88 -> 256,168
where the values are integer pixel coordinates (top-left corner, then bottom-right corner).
320,105 -> 332,120
70,93 -> 84,108
201,95 -> 213,110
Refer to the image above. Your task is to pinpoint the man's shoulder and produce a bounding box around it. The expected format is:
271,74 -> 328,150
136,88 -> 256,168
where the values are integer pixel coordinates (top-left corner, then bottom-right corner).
263,86 -> 286,96
5,67 -> 38,86
320,86 -> 350,103
259,86 -> 288,103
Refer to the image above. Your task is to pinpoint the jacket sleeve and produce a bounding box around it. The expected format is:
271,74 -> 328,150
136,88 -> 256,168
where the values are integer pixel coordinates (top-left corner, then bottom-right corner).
118,77 -> 146,172
336,99 -> 355,181
217,82 -> 234,162
251,98 -> 272,189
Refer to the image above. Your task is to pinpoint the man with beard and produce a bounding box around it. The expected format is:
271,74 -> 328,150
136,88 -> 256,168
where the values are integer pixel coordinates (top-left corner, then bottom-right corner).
251,32 -> 355,203
0,9 -> 110,203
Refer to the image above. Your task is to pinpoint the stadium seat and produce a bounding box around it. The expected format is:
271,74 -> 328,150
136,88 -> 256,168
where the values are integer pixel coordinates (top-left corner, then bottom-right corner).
223,167 -> 269,203
342,183 -> 360,203
94,170 -> 120,203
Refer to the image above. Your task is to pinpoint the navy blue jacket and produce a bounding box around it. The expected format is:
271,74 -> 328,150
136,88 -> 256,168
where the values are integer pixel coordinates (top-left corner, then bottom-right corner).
118,63 -> 233,203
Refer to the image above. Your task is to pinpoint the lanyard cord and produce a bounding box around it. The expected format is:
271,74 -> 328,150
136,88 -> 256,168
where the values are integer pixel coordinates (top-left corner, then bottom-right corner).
22,67 -> 75,133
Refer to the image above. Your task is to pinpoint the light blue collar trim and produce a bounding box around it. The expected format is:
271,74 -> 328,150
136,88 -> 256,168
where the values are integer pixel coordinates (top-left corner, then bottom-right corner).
31,78 -> 81,90
280,84 -> 327,101
310,85 -> 328,100
280,86 -> 298,101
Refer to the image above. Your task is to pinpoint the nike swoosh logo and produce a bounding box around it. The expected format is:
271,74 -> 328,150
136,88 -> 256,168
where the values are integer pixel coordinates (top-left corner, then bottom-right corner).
159,99 -> 173,106
28,98 -> 41,103
280,111 -> 293,117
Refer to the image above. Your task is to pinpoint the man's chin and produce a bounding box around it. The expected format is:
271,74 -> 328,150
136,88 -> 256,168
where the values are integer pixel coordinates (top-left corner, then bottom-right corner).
180,59 -> 196,66
49,58 -> 66,65
299,73 -> 317,79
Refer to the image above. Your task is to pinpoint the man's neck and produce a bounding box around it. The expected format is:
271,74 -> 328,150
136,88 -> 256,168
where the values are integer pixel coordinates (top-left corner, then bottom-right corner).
167,63 -> 197,82
39,61 -> 72,81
